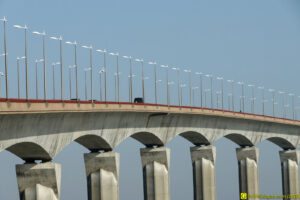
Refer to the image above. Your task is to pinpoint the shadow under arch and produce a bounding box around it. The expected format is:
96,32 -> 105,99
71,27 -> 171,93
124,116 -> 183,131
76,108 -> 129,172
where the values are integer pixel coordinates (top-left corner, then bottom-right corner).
130,131 -> 164,147
74,134 -> 112,152
265,137 -> 295,150
224,133 -> 254,147
179,131 -> 210,146
6,142 -> 51,162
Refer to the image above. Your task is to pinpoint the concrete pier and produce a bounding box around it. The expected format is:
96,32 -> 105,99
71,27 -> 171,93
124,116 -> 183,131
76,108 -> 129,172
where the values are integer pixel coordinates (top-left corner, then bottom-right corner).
190,145 -> 216,200
279,150 -> 300,199
16,162 -> 61,200
140,147 -> 170,200
84,152 -> 120,200
236,147 -> 259,199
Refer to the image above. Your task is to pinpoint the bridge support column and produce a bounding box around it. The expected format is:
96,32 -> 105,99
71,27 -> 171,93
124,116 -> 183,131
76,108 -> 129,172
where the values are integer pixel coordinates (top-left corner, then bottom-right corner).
279,150 -> 300,199
190,145 -> 216,200
236,147 -> 259,199
140,147 -> 170,200
84,152 -> 120,200
16,162 -> 61,200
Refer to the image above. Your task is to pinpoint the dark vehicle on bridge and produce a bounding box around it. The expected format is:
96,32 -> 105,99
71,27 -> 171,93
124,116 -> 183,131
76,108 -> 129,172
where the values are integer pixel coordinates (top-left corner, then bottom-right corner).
134,97 -> 144,103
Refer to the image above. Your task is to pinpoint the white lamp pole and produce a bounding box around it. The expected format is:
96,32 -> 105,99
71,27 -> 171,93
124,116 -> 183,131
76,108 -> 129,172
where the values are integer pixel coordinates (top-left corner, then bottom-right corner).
167,81 -> 174,106
136,59 -> 145,103
206,74 -> 213,108
248,84 -> 255,114
149,62 -> 159,105
68,65 -> 76,99
161,65 -> 169,105
0,17 -> 8,100
217,77 -> 224,110
110,52 -> 120,103
14,24 -> 29,100
279,91 -> 285,118
227,80 -> 234,111
184,69 -> 192,107
35,59 -> 44,99
84,67 -> 92,101
192,86 -> 199,106
172,67 -> 180,106
124,56 -> 134,103
96,49 -> 107,102
52,62 -> 60,99
258,86 -> 265,115
237,82 -> 244,112
0,72 -> 4,98
288,93 -> 295,120
66,41 -> 78,101
195,72 -> 203,107
180,84 -> 186,106
16,56 -> 26,99
50,36 -> 64,101
269,89 -> 276,117
82,45 -> 93,102
98,68 -> 105,101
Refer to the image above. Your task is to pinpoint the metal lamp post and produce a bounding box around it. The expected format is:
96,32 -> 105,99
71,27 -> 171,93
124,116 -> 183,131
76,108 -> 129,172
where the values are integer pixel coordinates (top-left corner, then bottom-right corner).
32,30 -> 47,100
172,67 -> 180,106
52,62 -> 60,99
204,89 -> 210,108
237,82 -> 244,112
205,74 -> 213,108
96,49 -> 107,102
180,84 -> 186,106
124,56 -> 133,103
248,84 -> 255,114
0,72 -> 4,97
14,24 -> 29,100
110,52 -> 120,103
35,59 -> 44,99
98,68 -> 105,101
269,89 -> 276,117
217,77 -> 224,110
161,65 -> 169,106
0,17 -> 8,100
184,69 -> 192,107
288,93 -> 295,120
68,65 -> 76,99
279,91 -> 285,118
258,86 -> 265,115
66,41 -> 78,101
149,62 -> 158,105
192,86 -> 199,106
16,56 -> 26,99
167,81 -> 174,106
84,67 -> 92,100
227,80 -> 234,111
127,74 -> 136,102
216,91 -> 221,109
136,59 -> 145,103
82,45 -> 93,102
195,72 -> 203,108
50,36 -> 64,101
228,93 -> 232,111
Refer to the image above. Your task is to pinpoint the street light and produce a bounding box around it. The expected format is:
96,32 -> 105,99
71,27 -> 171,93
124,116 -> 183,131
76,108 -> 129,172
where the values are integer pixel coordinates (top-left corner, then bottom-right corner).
82,45 -> 93,102
50,36 -> 64,101
180,84 -> 187,106
237,82 -> 244,112
227,80 -> 234,111
184,69 -> 192,107
98,68 -> 105,101
35,59 -> 44,99
0,72 -> 4,98
228,93 -> 232,111
288,93 -> 295,120
167,81 -> 175,106
128,74 -> 136,102
268,89 -> 276,117
204,89 -> 211,108
217,77 -> 224,110
124,56 -> 133,103
16,56 -> 26,99
110,52 -> 120,103
32,30 -> 47,100
149,61 -> 158,105
216,91 -> 221,109
84,67 -> 92,100
279,91 -> 285,118
196,72 -> 203,107
96,49 -> 107,102
66,41 -> 78,101
14,24 -> 29,100
172,67 -> 180,106
68,65 -> 76,99
136,58 -> 145,103
0,17 -> 8,100
258,86 -> 265,115
205,74 -> 213,108
161,65 -> 169,106
52,62 -> 60,99
248,84 -> 255,114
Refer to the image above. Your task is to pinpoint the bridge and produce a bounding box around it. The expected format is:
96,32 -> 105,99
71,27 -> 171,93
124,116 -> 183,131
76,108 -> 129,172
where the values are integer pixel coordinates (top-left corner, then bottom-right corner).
0,16 -> 299,200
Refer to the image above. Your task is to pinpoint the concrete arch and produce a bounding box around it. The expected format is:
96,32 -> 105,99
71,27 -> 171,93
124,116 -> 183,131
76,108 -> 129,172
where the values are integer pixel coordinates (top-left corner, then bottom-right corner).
74,134 -> 113,152
223,133 -> 254,147
179,131 -> 210,146
130,131 -> 164,147
265,137 -> 295,150
5,142 -> 51,162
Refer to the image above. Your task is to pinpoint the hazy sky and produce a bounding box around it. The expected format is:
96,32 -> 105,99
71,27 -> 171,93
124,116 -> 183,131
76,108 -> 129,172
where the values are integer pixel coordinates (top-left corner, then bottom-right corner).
0,0 -> 299,199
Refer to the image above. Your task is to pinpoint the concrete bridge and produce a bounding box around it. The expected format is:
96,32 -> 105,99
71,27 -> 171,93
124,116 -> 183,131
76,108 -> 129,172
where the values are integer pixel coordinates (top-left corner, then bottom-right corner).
0,99 -> 299,200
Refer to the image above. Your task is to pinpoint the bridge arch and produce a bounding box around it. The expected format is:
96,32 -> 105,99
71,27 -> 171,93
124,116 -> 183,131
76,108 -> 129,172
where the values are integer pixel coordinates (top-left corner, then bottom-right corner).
223,133 -> 254,147
130,131 -> 164,147
5,142 -> 51,162
178,131 -> 210,146
265,136 -> 295,150
74,134 -> 113,152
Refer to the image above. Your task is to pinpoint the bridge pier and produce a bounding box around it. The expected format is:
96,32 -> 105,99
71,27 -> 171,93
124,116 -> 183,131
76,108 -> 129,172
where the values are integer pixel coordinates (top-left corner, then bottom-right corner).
236,147 -> 259,200
190,145 -> 216,200
16,162 -> 61,200
140,147 -> 170,200
84,151 -> 120,200
279,150 -> 300,199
